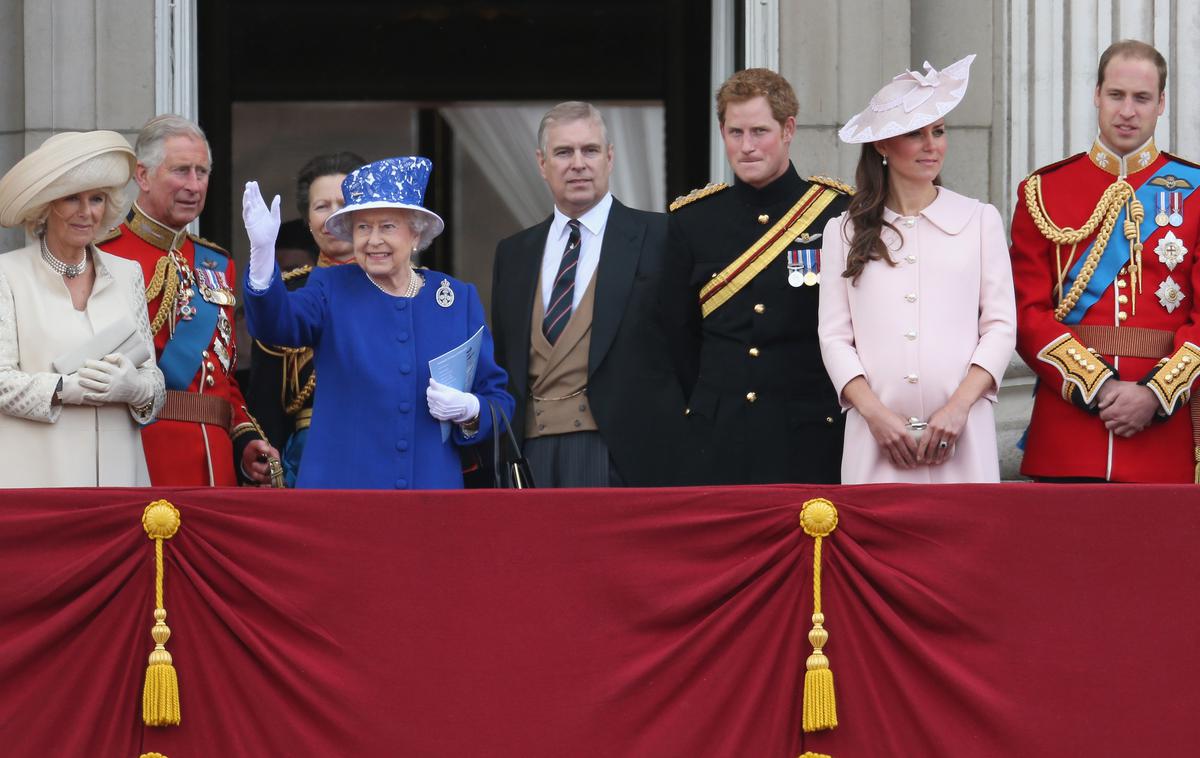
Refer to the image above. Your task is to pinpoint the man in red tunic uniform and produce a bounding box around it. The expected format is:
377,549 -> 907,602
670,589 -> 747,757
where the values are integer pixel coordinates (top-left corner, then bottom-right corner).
100,115 -> 277,485
1011,40 -> 1200,482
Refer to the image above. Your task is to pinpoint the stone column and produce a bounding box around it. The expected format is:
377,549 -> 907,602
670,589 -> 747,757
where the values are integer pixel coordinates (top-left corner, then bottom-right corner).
0,1 -> 25,252
1005,0 -> 1199,210
779,0 -> 912,182
0,0 -> 156,251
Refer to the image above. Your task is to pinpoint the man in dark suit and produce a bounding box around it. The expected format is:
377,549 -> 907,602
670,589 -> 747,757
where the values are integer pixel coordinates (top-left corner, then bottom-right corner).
491,101 -> 686,487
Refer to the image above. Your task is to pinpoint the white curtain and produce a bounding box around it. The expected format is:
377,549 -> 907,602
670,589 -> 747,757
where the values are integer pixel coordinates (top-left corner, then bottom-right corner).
440,102 -> 666,228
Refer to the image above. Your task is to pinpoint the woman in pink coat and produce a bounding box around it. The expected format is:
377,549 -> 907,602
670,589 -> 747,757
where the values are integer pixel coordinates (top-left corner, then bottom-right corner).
818,55 -> 1016,483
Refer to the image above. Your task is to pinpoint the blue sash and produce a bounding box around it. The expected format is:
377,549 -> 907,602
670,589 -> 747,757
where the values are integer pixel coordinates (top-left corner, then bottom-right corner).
1063,160 -> 1200,324
158,242 -> 226,390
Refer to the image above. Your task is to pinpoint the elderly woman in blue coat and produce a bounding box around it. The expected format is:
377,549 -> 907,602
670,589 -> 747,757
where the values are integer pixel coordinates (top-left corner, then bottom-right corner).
241,156 -> 513,489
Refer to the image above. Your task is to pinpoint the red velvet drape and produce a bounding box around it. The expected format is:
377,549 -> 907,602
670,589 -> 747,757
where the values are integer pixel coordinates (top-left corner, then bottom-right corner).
1,484 -> 1197,757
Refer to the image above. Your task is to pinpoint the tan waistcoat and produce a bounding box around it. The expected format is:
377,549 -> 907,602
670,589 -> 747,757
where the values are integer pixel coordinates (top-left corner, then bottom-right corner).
525,273 -> 599,438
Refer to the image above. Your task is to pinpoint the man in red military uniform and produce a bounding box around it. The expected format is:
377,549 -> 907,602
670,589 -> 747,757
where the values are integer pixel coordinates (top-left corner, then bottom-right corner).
100,115 -> 278,485
1011,40 -> 1200,482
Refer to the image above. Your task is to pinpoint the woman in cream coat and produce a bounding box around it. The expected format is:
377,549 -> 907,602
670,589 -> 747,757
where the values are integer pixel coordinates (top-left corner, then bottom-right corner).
0,131 -> 165,487
818,56 -> 1016,483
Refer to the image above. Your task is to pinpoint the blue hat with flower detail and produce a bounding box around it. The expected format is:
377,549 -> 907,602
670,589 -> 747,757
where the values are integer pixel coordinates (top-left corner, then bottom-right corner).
323,156 -> 445,242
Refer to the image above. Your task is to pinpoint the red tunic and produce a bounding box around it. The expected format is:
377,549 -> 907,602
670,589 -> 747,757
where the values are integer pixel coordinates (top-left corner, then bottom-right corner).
98,205 -> 258,485
1010,138 -> 1200,482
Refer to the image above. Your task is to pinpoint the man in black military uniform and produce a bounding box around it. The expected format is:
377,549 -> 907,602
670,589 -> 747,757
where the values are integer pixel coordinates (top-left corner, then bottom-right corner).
663,68 -> 852,484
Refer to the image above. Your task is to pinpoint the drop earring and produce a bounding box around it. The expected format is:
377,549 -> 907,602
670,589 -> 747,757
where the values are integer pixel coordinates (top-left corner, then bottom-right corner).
882,155 -> 888,166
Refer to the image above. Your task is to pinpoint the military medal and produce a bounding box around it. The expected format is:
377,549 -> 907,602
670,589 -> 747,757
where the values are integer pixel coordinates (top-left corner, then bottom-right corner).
435,278 -> 455,307
1169,191 -> 1184,227
803,248 -> 821,286
213,310 -> 235,372
169,250 -> 196,323
1156,275 -> 1186,313
196,266 -> 237,307
1155,231 -> 1187,271
1156,191 -> 1170,227
786,250 -> 804,287
212,338 -> 232,374
217,309 -> 233,344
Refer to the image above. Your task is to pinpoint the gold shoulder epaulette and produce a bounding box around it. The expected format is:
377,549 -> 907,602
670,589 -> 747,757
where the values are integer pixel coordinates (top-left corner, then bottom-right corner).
187,232 -> 229,256
282,264 -> 313,282
670,182 -> 729,212
94,226 -> 122,245
808,176 -> 855,195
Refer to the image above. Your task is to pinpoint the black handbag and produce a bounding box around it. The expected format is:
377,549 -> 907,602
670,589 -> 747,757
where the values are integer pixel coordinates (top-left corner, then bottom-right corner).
488,401 -> 536,489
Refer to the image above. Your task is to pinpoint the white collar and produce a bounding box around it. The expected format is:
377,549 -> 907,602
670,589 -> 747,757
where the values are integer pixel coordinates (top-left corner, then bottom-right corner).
551,192 -> 613,238
883,186 -> 977,235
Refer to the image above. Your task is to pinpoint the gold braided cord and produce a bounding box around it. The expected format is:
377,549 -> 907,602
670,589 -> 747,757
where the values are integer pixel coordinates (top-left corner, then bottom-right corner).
254,339 -> 288,358
1025,176 -> 1140,321
811,535 -> 824,614
285,372 -> 316,416
144,255 -> 171,301
154,538 -> 165,609
1025,175 -> 1133,244
147,256 -> 180,337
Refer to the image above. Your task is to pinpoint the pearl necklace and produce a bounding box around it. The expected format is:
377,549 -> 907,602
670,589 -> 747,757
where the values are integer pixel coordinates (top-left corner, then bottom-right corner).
366,267 -> 423,298
40,236 -> 89,278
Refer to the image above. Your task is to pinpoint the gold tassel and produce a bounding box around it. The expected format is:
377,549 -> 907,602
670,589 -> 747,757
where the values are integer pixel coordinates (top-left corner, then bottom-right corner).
140,753 -> 169,758
1194,446 -> 1199,484
141,500 -> 182,726
798,753 -> 833,758
800,498 -> 839,733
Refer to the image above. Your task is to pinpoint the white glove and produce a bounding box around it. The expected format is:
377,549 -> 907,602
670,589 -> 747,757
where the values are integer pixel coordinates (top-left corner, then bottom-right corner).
58,374 -> 103,407
77,353 -> 154,407
242,180 -> 280,291
426,379 -> 481,424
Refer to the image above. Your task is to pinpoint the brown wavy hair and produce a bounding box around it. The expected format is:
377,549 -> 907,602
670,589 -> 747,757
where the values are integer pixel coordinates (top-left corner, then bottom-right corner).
841,143 -> 940,284
716,68 -> 798,126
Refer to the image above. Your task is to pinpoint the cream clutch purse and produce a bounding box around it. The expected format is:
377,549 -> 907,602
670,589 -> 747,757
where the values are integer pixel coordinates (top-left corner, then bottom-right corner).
52,315 -> 151,374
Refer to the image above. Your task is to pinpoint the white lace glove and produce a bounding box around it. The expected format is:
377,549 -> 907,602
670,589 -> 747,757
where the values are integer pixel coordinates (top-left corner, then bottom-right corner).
242,180 -> 280,291
58,374 -> 103,407
77,354 -> 154,407
426,379 -> 481,424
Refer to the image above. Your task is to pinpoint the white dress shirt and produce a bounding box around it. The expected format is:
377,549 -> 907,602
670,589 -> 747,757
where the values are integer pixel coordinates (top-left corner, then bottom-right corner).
539,193 -> 613,312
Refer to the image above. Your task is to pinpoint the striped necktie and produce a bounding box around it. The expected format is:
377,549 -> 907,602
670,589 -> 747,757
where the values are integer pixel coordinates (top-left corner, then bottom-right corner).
542,218 -> 581,344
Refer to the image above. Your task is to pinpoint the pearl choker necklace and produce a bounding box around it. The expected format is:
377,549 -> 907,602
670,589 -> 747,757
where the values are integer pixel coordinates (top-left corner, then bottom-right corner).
367,267 -> 423,298
40,236 -> 88,278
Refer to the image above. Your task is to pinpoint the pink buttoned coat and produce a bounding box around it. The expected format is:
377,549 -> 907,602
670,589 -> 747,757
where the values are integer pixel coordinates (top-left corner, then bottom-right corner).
818,187 -> 1016,483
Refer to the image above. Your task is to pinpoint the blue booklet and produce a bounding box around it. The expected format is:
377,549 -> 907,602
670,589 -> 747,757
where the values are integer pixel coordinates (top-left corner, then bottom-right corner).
428,325 -> 485,441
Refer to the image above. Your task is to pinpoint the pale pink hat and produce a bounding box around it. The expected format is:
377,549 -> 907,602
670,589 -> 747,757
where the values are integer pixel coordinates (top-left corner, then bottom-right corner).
838,54 -> 975,144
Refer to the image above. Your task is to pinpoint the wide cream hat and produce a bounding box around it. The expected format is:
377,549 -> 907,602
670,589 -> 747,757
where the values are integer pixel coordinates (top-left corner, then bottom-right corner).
838,55 -> 975,144
0,130 -> 135,228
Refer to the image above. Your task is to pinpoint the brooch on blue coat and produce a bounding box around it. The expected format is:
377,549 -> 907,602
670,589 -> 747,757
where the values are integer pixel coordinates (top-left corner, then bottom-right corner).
435,279 -> 455,308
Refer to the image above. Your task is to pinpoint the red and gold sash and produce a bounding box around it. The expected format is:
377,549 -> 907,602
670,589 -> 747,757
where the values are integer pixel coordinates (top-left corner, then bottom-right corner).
699,185 -> 840,318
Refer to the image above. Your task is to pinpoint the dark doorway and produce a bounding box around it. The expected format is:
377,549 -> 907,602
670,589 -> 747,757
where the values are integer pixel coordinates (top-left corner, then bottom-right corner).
198,0 -> 714,274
